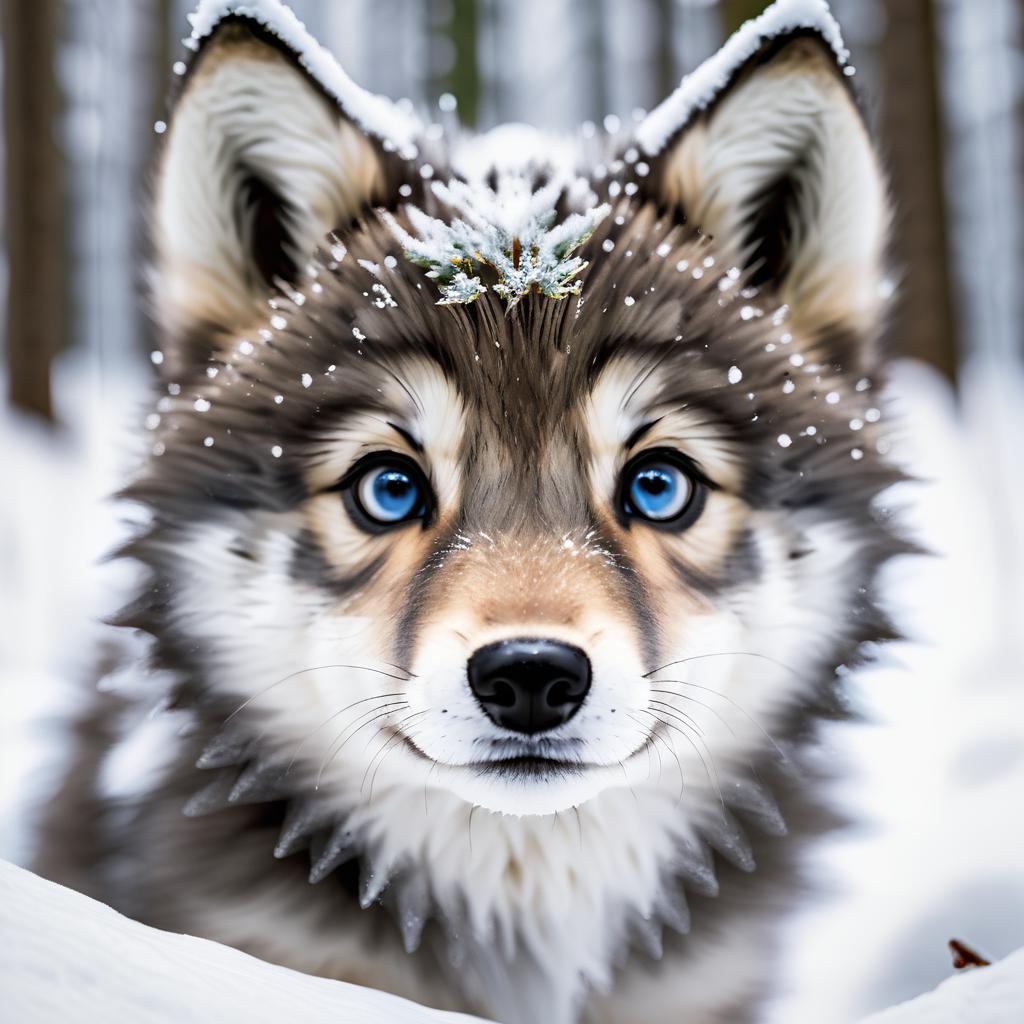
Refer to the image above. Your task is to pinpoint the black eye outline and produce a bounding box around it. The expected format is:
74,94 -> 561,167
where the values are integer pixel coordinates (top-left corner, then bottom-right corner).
617,447 -> 708,531
335,451 -> 433,534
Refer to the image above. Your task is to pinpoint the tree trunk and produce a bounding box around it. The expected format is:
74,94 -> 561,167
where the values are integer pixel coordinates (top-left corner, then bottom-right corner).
879,0 -> 958,379
141,0 -> 175,357
653,0 -> 677,102
721,0 -> 766,33
1018,0 -> 1024,360
447,0 -> 481,128
587,0 -> 609,124
3,0 -> 64,421
425,0 -> 480,128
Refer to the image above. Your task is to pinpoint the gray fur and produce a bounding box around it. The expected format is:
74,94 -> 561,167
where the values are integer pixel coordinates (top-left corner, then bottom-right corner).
34,11 -> 910,1024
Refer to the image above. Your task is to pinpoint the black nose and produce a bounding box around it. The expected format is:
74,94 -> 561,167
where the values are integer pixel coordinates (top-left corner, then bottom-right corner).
467,638 -> 591,735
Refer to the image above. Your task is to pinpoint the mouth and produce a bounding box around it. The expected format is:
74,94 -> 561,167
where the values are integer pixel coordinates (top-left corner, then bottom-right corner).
401,733 -> 590,781
472,754 -> 587,781
400,731 -> 646,816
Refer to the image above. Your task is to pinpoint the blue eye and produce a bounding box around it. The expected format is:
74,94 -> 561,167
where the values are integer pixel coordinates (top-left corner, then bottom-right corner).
624,457 -> 694,523
354,462 -> 427,526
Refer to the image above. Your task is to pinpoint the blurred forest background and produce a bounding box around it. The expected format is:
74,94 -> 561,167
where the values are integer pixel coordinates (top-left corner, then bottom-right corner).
1,0 -> 1021,421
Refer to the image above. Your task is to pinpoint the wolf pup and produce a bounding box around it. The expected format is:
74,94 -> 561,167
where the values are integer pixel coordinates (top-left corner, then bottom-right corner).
36,1 -> 905,1021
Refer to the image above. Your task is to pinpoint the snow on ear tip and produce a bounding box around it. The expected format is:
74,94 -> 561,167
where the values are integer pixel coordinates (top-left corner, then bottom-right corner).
635,0 -> 849,157
153,0 -> 422,371
185,0 -> 422,158
635,0 -> 888,342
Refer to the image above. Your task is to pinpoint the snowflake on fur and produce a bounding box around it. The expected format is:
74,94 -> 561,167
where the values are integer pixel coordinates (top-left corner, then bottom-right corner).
386,177 -> 610,306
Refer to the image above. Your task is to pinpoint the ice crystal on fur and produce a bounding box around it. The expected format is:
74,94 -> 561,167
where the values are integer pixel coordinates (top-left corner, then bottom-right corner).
699,809 -> 756,872
195,730 -> 251,769
274,801 -> 332,859
387,177 -> 611,306
309,823 -> 358,884
395,875 -> 431,954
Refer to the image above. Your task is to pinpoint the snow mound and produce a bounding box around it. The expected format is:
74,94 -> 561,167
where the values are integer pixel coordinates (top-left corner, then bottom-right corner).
186,0 -> 421,157
4,859 -> 1022,1023
636,0 -> 849,156
0,860 -> 486,1024
859,949 -> 1024,1024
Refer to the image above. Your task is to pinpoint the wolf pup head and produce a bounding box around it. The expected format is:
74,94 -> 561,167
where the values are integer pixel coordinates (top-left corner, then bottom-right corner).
124,0 -> 901,1016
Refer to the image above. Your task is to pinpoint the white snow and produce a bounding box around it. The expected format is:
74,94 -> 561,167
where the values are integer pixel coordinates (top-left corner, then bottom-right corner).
859,951 -> 1024,1023
2,857 -> 1022,1022
0,859 -> 485,1024
186,0 -> 422,157
636,0 -> 849,155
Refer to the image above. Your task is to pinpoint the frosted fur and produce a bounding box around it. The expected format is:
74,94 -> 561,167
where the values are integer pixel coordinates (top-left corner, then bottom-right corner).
123,302 -> 876,1021
636,0 -> 848,156
187,0 -> 421,156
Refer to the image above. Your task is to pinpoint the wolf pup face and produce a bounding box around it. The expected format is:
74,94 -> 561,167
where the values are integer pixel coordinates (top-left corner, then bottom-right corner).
121,2 -> 901,1018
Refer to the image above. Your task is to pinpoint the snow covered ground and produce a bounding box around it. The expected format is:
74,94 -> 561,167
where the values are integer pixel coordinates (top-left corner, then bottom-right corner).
0,859 -> 484,1024
2,858 -> 1021,1024
859,948 -> 1024,1024
2,350 -> 1022,1020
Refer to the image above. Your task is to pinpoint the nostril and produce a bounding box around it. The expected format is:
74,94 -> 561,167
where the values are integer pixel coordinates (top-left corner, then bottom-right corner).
544,678 -> 573,708
486,678 -> 518,708
467,638 -> 592,736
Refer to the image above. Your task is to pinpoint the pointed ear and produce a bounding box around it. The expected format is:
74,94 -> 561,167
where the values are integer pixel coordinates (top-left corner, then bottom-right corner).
638,11 -> 889,344
153,9 -> 420,373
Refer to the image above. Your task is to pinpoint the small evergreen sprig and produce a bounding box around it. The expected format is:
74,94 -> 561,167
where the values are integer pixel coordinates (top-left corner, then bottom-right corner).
385,177 -> 610,307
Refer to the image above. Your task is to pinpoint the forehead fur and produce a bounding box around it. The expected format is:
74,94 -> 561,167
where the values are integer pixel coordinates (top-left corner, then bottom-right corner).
136,184 -> 893,532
